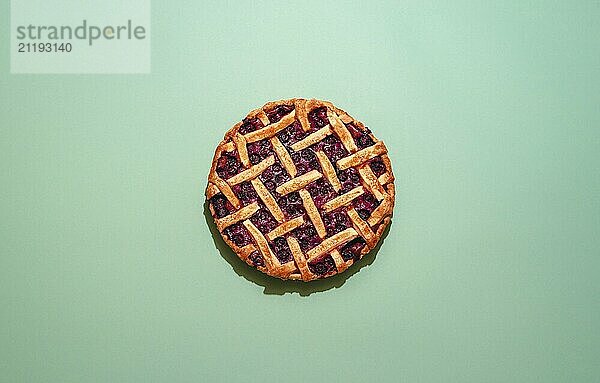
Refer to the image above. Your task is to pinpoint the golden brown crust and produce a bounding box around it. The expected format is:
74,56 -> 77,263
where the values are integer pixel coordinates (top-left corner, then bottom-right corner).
299,189 -> 327,239
306,228 -> 359,261
251,178 -> 284,223
315,151 -> 341,192
266,216 -> 305,241
290,125 -> 332,152
322,186 -> 364,212
337,141 -> 387,170
206,98 -> 395,281
275,170 -> 322,195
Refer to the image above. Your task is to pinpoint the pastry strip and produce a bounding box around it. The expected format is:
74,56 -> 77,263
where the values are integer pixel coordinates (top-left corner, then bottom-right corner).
270,136 -> 297,178
290,125 -> 332,152
239,244 -> 257,260
256,110 -> 270,126
243,220 -> 277,270
243,111 -> 296,143
215,202 -> 259,230
306,228 -> 358,261
233,133 -> 250,166
266,216 -> 305,241
226,155 -> 275,185
347,207 -> 377,247
205,183 -> 220,199
368,186 -> 394,226
210,176 -> 241,209
358,165 -> 386,201
287,236 -> 311,281
299,189 -> 327,238
322,186 -> 364,212
315,151 -> 341,192
251,178 -> 284,223
221,142 -> 235,152
328,109 -> 358,153
275,170 -> 322,195
294,99 -> 311,132
276,262 -> 297,277
378,172 -> 393,185
336,141 -> 387,170
330,249 -> 348,273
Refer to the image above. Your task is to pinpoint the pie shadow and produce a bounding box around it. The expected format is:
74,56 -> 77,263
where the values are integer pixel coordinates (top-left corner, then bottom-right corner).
204,200 -> 390,296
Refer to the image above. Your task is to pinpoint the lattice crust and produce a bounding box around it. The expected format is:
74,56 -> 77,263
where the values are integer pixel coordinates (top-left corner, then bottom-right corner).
206,98 -> 395,281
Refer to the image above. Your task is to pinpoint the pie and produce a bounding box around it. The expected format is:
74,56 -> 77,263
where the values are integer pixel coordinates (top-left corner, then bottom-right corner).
206,98 -> 395,281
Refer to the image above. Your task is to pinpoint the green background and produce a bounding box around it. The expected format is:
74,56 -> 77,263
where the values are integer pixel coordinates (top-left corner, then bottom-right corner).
2,1 -> 599,382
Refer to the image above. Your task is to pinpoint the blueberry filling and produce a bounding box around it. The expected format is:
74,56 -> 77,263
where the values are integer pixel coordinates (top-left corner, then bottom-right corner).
353,193 -> 380,220
223,223 -> 253,247
337,168 -> 362,192
306,178 -> 337,208
308,107 -> 329,130
232,181 -> 258,204
248,251 -> 265,267
322,209 -> 351,236
210,193 -> 233,218
291,149 -> 320,175
308,255 -> 336,275
346,123 -> 374,149
292,223 -> 322,252
340,237 -> 366,261
250,207 -> 278,234
277,192 -> 304,217
369,158 -> 386,176
269,237 -> 293,264
216,151 -> 243,179
356,134 -> 375,149
319,135 -> 348,162
277,121 -> 306,147
247,139 -> 274,165
266,104 -> 294,123
239,116 -> 264,135
260,160 -> 291,190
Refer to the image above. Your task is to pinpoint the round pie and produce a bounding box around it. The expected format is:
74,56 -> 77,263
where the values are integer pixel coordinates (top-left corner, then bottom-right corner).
206,98 -> 395,281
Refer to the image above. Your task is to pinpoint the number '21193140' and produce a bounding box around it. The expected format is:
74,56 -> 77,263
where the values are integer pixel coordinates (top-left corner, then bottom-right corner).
18,42 -> 72,53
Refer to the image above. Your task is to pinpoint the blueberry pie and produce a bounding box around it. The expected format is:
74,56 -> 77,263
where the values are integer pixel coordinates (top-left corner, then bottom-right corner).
206,99 -> 395,281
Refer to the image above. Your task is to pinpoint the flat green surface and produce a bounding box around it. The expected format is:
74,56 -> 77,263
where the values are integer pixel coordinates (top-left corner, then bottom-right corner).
1,1 -> 599,382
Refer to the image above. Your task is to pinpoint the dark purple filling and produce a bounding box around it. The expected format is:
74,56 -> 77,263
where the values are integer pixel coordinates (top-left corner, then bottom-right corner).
277,120 -> 306,147
248,251 -> 265,267
346,123 -> 374,149
223,223 -> 253,247
277,192 -> 304,218
247,139 -> 274,165
266,104 -> 294,123
269,237 -> 293,264
239,117 -> 264,135
250,207 -> 278,234
319,135 -> 349,162
232,181 -> 258,204
308,107 -> 329,130
292,223 -> 322,252
291,149 -> 320,175
340,237 -> 366,261
322,209 -> 351,236
353,193 -> 380,220
259,160 -> 291,191
305,178 -> 337,208
337,168 -> 362,193
369,158 -> 386,176
210,193 -> 233,218
308,255 -> 336,275
216,151 -> 243,179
